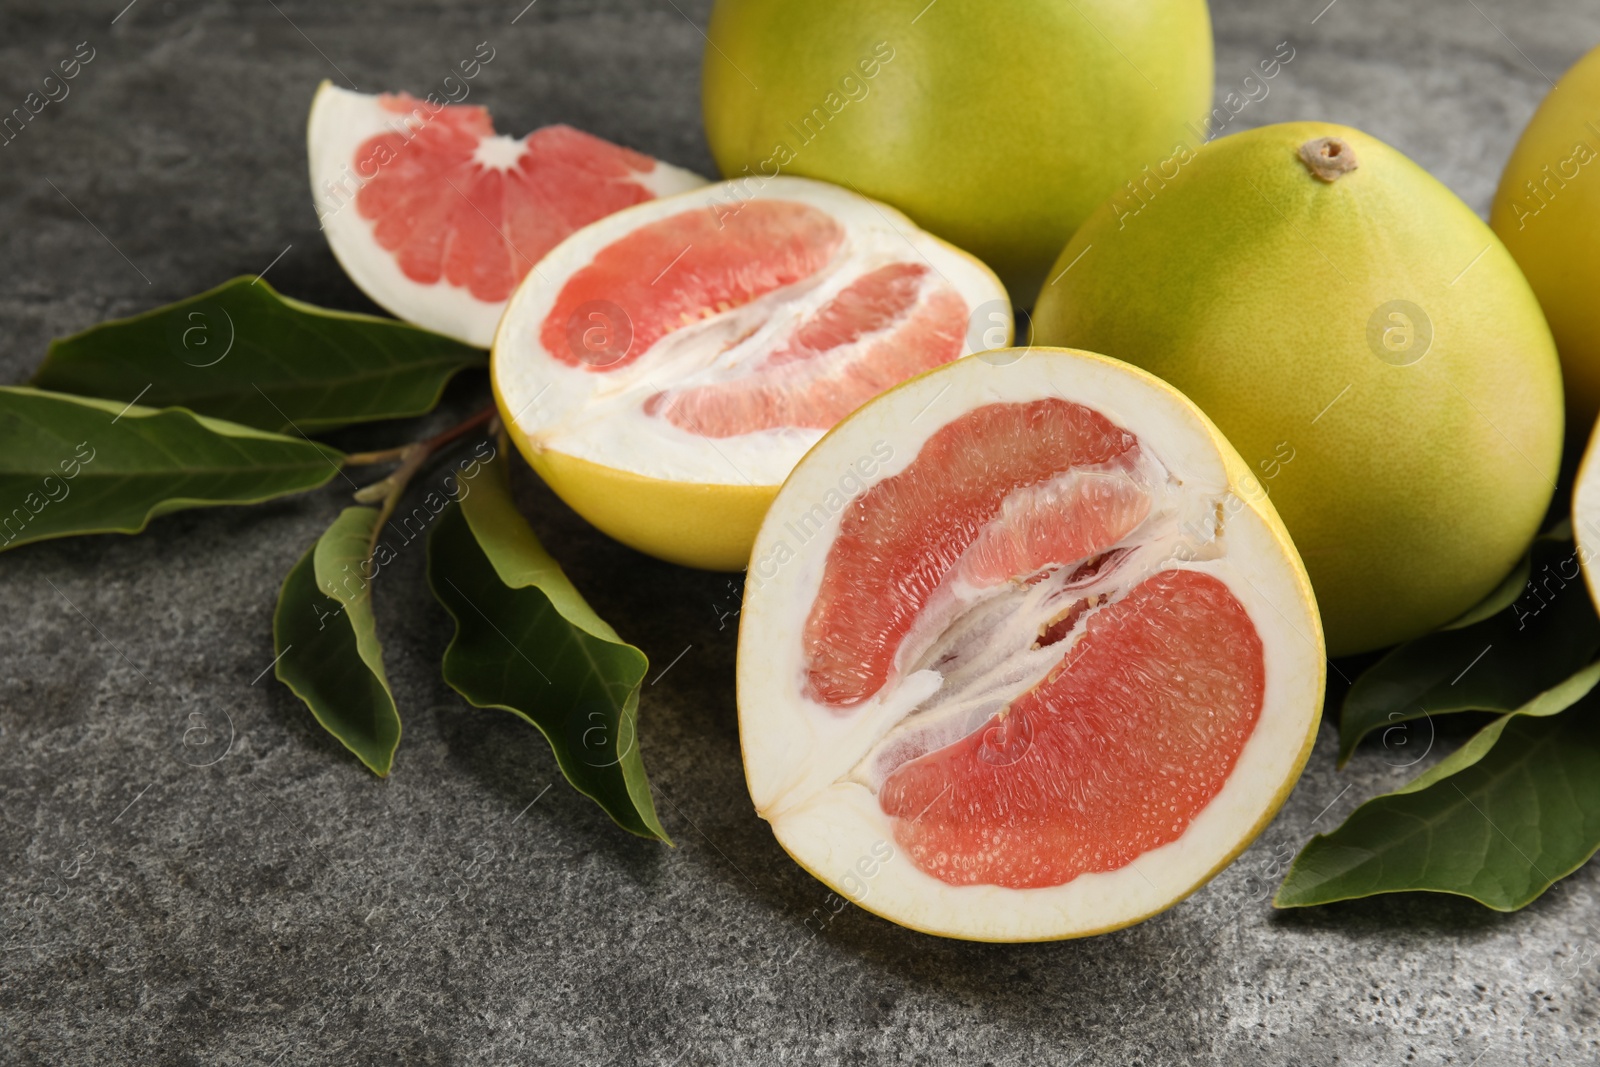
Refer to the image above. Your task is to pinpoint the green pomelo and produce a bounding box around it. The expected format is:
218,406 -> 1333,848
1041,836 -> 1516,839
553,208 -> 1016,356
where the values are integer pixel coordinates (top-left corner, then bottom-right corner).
1032,122 -> 1562,656
700,0 -> 1214,301
1491,44 -> 1600,427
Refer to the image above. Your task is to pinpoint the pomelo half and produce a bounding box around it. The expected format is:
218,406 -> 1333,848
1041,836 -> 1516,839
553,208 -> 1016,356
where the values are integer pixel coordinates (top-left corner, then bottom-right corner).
1032,122 -> 1563,656
739,349 -> 1323,941
1573,417 -> 1600,612
491,176 -> 1008,570
307,82 -> 707,346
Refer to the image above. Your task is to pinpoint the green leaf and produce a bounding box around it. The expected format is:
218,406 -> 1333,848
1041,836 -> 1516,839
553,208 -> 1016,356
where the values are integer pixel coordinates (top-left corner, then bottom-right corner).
33,277 -> 485,433
0,386 -> 345,551
1276,662 -> 1600,911
427,447 -> 669,841
272,506 -> 401,776
1338,535 -> 1599,765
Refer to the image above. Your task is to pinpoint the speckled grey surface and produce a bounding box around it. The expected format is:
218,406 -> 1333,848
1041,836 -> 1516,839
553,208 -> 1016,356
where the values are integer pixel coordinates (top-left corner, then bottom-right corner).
2,1 -> 1598,1064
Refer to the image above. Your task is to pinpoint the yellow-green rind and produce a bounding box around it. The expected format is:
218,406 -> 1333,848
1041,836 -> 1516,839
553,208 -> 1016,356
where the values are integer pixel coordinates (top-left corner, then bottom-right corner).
1491,44 -> 1600,426
529,446 -> 776,572
738,346 -> 1324,941
1033,122 -> 1562,657
490,366 -> 773,571
702,0 -> 1214,301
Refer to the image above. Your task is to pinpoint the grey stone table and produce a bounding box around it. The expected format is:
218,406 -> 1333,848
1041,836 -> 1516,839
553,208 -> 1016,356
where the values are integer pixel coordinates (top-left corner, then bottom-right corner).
2,1 -> 1597,1064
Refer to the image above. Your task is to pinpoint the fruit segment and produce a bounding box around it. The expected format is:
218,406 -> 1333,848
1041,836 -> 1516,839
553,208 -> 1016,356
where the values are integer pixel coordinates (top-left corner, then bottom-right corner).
802,399 -> 1141,708
356,100 -> 665,303
880,569 -> 1264,889
541,200 -> 846,372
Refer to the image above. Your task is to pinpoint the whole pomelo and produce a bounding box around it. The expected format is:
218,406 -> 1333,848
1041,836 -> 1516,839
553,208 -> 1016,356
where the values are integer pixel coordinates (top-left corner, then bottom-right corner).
1491,44 -> 1600,426
701,0 -> 1214,301
1032,122 -> 1562,656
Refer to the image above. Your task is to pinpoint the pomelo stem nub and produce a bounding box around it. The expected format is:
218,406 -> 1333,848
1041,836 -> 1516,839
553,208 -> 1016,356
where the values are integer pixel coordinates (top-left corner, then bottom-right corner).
1298,137 -> 1359,182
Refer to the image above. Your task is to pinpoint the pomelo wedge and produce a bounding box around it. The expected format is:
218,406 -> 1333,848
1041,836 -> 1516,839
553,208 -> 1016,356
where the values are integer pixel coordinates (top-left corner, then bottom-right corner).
738,349 -> 1323,941
307,82 -> 707,347
492,176 -> 1008,570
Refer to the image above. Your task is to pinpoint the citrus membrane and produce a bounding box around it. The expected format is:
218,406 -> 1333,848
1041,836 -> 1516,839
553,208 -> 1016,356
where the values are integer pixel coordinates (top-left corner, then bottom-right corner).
738,349 -> 1323,940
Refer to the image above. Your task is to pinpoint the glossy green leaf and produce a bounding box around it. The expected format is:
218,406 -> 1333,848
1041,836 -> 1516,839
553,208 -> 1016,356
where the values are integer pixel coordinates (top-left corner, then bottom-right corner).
33,277 -> 485,433
1337,535 -> 1599,765
272,506 -> 401,776
1276,662 -> 1600,910
0,386 -> 345,551
427,447 -> 668,841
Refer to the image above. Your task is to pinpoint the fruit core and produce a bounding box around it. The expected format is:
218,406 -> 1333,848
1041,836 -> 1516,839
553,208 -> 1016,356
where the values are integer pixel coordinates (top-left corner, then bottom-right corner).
801,399 -> 1266,889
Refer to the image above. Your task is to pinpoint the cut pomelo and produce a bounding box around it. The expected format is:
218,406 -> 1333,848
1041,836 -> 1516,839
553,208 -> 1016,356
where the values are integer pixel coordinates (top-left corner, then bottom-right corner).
307,82 -> 707,347
1573,419 -> 1600,613
492,176 -> 1008,569
738,349 -> 1323,940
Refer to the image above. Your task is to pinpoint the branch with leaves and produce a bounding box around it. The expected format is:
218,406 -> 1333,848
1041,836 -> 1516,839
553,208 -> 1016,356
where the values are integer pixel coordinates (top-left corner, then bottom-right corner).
2,276 -> 668,841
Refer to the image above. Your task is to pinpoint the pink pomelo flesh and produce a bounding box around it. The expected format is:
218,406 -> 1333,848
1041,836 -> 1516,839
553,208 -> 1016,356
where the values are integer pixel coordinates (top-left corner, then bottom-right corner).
881,569 -> 1263,889
353,94 -> 667,303
803,400 -> 1142,707
537,200 -> 972,439
542,200 -> 843,370
802,399 -> 1267,890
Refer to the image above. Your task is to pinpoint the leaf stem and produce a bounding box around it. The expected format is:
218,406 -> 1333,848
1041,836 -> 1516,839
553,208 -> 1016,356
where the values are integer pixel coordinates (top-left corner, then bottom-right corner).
343,405 -> 498,467
342,445 -> 410,467
420,403 -> 499,454
346,404 -> 499,550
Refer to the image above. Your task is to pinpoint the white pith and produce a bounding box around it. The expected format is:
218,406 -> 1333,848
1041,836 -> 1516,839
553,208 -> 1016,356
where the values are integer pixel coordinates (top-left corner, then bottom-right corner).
491,176 -> 1009,488
737,351 -> 1323,941
472,133 -> 528,170
306,82 -> 707,348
